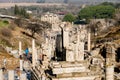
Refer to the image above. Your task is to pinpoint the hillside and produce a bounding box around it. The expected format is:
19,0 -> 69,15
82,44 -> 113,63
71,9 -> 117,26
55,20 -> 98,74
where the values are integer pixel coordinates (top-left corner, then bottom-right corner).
0,19 -> 43,70
95,26 -> 120,43
0,19 -> 44,50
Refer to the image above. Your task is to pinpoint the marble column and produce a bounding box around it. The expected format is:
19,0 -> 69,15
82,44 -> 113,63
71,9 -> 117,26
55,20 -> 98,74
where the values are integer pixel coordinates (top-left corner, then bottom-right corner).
19,41 -> 22,55
48,43 -> 52,60
106,66 -> 114,80
0,69 -> 3,80
32,39 -> 37,67
76,29 -> 85,61
8,70 -> 14,80
63,28 -> 69,49
20,60 -> 23,71
105,45 -> 115,80
78,42 -> 84,61
35,48 -> 38,65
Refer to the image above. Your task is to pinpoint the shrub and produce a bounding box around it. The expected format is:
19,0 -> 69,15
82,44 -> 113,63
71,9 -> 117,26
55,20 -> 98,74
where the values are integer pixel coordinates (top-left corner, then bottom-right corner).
63,13 -> 75,22
8,24 -> 16,30
3,20 -> 9,24
78,5 -> 115,19
0,28 -> 12,37
0,36 -> 12,47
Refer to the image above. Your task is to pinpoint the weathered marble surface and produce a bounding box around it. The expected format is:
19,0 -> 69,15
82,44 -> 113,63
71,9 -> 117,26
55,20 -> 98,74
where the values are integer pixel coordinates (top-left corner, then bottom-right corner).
0,69 -> 3,80
53,66 -> 88,74
52,76 -> 98,80
8,70 -> 14,80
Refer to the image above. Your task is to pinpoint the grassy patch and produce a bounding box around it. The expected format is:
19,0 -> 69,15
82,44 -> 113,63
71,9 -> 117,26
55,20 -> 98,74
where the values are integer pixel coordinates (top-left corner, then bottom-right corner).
0,20 -> 9,27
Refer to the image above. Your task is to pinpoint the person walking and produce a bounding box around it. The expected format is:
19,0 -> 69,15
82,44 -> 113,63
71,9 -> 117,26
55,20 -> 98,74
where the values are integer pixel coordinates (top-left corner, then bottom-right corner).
25,48 -> 29,57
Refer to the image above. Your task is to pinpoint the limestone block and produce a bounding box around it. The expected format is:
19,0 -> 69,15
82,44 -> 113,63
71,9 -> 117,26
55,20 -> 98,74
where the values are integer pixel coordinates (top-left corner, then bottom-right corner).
52,76 -> 97,80
54,65 -> 61,68
57,73 -> 72,78
66,50 -> 75,62
61,63 -> 83,68
52,62 -> 60,65
75,42 -> 84,61
91,48 -> 100,56
20,72 -> 27,80
53,66 -> 87,74
11,50 -> 18,55
6,47 -> 12,53
23,61 -> 29,70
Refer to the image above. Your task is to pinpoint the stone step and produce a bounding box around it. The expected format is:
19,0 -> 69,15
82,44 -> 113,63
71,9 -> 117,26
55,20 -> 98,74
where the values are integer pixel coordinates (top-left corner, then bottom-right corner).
53,66 -> 90,74
52,76 -> 100,80
56,72 -> 88,78
52,61 -> 88,68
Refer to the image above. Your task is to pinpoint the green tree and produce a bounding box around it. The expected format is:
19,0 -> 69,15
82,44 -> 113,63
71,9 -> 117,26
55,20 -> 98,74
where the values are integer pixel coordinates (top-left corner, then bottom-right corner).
78,5 -> 115,19
14,5 -> 20,15
63,13 -> 75,22
20,8 -> 30,18
20,8 -> 26,16
100,2 -> 114,7
14,5 -> 30,18
100,2 -> 120,8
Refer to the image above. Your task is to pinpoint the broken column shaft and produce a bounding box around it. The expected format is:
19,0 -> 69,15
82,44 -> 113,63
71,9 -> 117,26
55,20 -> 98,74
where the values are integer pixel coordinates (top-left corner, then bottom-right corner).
32,39 -> 37,67
8,70 -> 14,80
20,60 -> 23,71
105,44 -> 115,80
19,41 -> 22,56
0,69 -> 3,80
